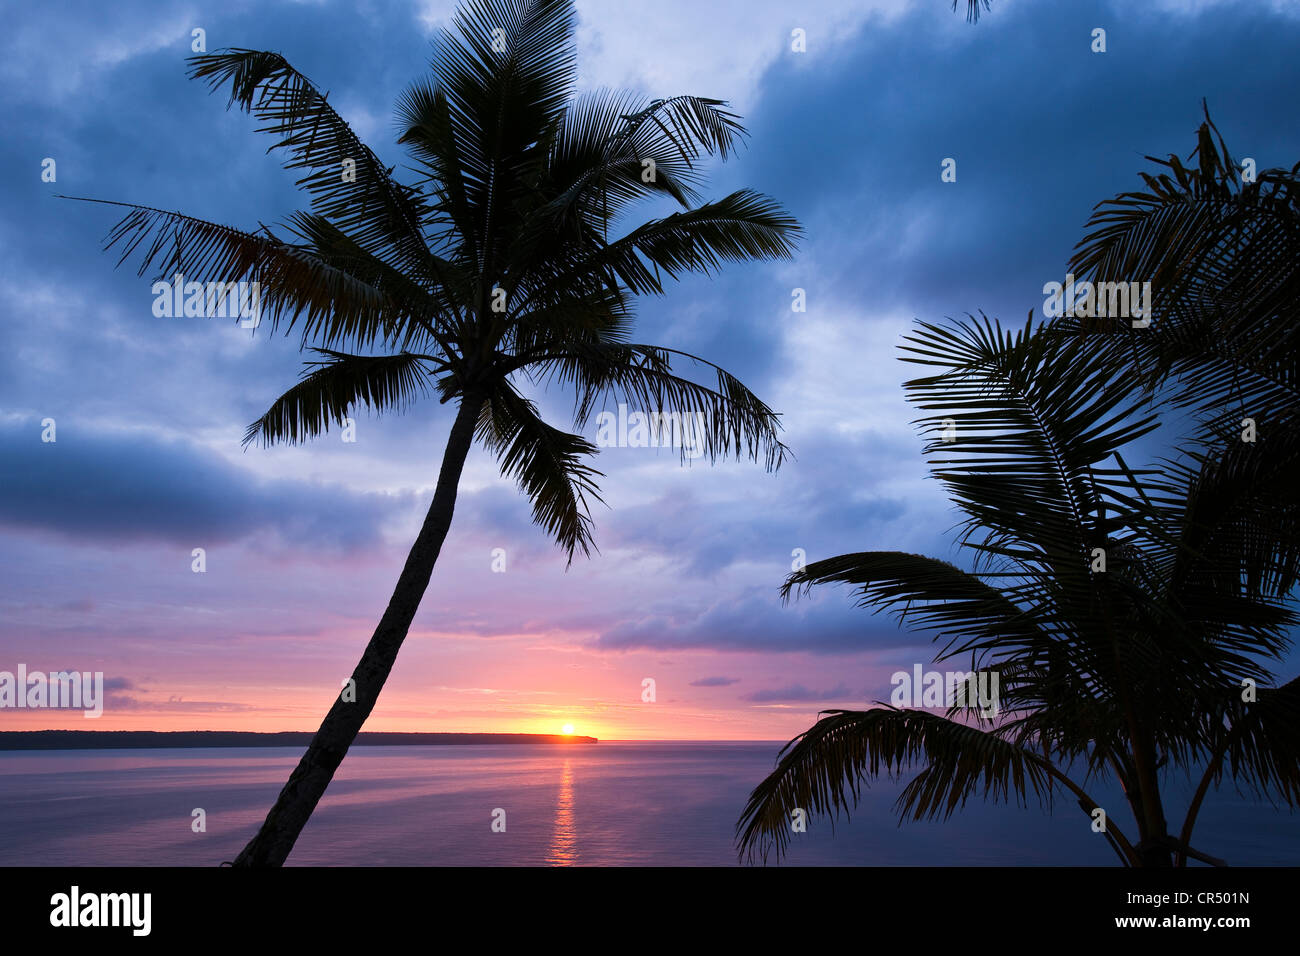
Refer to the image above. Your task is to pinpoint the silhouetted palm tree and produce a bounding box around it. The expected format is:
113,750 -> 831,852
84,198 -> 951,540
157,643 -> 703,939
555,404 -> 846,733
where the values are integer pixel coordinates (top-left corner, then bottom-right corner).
1066,104 -> 1300,606
737,315 -> 1300,867
70,0 -> 799,866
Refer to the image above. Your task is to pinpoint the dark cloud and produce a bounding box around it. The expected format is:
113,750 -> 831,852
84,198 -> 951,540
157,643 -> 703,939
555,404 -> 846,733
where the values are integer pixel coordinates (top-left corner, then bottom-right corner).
0,419 -> 408,551
733,0 -> 1300,332
689,676 -> 741,687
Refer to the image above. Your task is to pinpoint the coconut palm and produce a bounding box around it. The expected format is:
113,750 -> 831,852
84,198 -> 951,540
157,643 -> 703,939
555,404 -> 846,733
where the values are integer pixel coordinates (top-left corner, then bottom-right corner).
736,314 -> 1300,866
69,0 -> 800,866
1064,103 -> 1300,600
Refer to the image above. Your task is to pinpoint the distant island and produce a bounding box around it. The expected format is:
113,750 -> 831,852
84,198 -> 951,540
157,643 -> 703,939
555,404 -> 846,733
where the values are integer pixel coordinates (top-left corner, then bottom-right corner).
0,730 -> 597,750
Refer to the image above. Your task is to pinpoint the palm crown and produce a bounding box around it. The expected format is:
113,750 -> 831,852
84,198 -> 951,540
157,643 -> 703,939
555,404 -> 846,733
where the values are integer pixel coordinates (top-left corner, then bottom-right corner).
79,0 -> 799,563
1065,103 -> 1300,595
736,314 -> 1300,866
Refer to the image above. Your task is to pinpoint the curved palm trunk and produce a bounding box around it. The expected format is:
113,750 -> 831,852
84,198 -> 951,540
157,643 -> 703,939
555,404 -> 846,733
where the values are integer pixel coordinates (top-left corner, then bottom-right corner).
231,394 -> 482,867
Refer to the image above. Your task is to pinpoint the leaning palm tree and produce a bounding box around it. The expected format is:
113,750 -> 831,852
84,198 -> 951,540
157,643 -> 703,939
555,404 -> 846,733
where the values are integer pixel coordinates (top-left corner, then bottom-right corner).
69,0 -> 800,866
736,314 -> 1300,866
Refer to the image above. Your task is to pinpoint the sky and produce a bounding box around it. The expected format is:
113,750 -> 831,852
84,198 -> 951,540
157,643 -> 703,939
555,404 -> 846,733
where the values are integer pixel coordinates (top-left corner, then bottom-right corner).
2,0 -> 1299,740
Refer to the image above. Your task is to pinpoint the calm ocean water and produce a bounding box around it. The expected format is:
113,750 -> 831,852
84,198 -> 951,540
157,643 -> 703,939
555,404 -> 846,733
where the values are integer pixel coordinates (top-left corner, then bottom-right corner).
0,742 -> 1295,865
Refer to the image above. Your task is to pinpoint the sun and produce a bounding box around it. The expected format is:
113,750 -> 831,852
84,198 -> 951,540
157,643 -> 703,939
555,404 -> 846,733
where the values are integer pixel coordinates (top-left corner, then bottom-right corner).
561,723 -> 575,735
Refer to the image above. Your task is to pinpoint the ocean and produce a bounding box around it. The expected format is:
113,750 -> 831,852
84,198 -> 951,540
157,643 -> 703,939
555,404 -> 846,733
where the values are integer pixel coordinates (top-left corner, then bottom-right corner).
1,742 -> 1295,866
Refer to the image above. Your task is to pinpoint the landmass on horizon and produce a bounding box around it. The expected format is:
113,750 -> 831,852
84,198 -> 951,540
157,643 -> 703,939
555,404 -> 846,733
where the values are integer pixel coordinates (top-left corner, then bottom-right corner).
0,731 -> 598,750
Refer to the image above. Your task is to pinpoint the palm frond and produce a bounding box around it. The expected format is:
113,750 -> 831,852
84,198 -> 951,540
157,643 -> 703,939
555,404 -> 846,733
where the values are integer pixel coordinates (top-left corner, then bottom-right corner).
1220,675 -> 1300,805
781,551 -> 1045,658
954,0 -> 992,23
542,91 -> 747,219
244,349 -> 436,447
901,314 -> 1160,571
476,381 -> 604,561
187,49 -> 436,272
532,189 -> 802,301
736,707 -> 1061,864
528,342 -> 789,470
1066,102 -> 1300,426
62,197 -> 405,349
425,0 -> 577,276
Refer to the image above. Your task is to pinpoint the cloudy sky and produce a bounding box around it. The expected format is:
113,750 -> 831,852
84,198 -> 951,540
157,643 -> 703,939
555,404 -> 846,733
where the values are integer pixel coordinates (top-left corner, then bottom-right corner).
2,0 -> 1298,739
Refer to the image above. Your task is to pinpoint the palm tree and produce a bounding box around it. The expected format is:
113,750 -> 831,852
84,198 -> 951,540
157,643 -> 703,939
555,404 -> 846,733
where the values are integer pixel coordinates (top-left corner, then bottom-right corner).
736,314 -> 1300,866
1065,103 -> 1300,600
69,0 -> 800,866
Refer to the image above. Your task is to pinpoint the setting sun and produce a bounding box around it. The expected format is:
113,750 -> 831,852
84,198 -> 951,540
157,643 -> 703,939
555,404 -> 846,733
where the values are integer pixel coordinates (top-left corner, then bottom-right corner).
561,723 -> 575,735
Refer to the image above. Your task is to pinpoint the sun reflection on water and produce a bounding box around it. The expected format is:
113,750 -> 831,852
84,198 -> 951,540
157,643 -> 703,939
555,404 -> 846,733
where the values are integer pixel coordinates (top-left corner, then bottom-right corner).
547,758 -> 577,866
